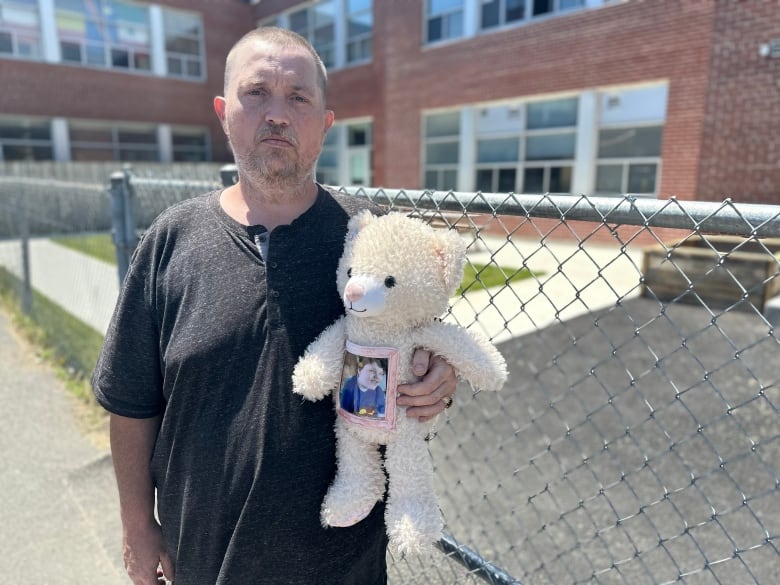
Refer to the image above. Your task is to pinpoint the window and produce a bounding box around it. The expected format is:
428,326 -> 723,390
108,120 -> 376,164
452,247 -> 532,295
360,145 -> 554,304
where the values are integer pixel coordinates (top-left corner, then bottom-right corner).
70,121 -> 158,161
481,0 -> 526,29
0,0 -> 41,58
55,0 -> 151,72
289,1 -> 335,68
316,121 -> 373,186
0,117 -> 52,160
423,111 -> 460,190
470,97 -> 576,193
317,129 -> 339,185
595,85 -> 667,196
172,127 -> 210,162
595,126 -> 662,194
346,0 -> 371,63
481,0 -> 586,30
163,8 -> 203,79
274,1 -> 373,69
426,0 -> 463,43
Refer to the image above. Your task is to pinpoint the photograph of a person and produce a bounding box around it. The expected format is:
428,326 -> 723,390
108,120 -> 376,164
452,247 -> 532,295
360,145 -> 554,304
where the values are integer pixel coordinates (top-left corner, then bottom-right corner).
337,343 -> 399,429
340,357 -> 387,418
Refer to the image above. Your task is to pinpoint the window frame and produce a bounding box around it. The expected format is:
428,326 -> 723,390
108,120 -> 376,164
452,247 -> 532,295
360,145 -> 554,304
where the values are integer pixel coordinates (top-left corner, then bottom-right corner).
54,0 -> 153,73
0,0 -> 42,59
595,121 -> 663,197
162,7 -> 205,80
171,126 -> 211,162
271,0 -> 373,71
316,119 -> 373,187
422,109 -> 461,192
345,0 -> 372,65
471,97 -> 578,194
69,120 -> 159,162
425,0 -> 464,45
0,116 -> 53,161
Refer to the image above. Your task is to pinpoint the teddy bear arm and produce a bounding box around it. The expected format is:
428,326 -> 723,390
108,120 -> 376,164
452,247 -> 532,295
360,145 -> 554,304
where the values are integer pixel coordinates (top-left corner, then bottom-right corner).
414,322 -> 507,392
292,317 -> 347,401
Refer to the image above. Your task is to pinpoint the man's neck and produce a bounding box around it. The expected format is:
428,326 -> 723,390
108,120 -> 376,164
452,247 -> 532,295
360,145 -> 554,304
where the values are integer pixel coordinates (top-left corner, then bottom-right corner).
220,179 -> 319,231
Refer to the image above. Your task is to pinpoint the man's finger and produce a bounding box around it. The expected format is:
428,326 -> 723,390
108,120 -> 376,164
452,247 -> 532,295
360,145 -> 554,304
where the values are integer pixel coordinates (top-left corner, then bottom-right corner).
411,348 -> 431,377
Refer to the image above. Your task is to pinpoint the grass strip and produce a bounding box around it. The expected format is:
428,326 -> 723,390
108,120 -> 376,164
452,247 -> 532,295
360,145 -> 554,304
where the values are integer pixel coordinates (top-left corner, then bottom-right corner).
458,262 -> 536,296
52,232 -> 116,265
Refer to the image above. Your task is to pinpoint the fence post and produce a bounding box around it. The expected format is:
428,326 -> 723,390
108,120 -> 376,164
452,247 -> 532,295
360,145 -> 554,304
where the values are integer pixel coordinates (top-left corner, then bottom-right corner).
220,164 -> 238,187
109,169 -> 138,285
17,204 -> 32,316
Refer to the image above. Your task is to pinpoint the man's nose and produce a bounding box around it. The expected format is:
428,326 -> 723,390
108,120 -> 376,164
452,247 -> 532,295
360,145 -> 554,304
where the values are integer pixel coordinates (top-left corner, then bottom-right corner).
265,96 -> 290,125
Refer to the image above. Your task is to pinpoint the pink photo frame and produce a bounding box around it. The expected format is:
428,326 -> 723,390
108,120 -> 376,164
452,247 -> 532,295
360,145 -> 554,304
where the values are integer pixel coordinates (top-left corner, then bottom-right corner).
337,340 -> 399,431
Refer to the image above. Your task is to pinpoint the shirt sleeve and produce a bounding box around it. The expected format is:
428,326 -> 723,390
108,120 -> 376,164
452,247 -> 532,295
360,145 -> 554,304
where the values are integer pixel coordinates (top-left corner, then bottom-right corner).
92,233 -> 165,419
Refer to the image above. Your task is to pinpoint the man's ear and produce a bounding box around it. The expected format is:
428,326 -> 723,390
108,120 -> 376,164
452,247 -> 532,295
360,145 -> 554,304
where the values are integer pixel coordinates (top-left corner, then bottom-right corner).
324,109 -> 335,133
213,96 -> 228,134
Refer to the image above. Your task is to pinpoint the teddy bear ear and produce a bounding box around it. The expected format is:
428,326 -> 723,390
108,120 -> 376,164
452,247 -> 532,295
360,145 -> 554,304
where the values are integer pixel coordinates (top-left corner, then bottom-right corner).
434,229 -> 467,293
345,210 -> 375,243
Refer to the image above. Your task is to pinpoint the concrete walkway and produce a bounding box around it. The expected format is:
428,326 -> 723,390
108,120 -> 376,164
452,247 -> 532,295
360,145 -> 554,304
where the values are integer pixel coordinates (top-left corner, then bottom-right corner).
448,236 -> 644,343
0,238 -> 119,335
0,309 -> 126,584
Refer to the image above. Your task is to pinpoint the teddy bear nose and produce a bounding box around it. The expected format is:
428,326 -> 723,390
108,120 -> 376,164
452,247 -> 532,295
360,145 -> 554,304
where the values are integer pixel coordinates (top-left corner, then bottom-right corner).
344,281 -> 365,303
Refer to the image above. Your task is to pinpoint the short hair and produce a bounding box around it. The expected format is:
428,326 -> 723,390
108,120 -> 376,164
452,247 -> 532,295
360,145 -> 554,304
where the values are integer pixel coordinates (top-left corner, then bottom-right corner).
223,26 -> 328,98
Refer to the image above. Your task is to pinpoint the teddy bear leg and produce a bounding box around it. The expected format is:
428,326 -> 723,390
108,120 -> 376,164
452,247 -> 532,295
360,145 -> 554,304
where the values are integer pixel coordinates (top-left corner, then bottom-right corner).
321,421 -> 385,528
383,424 -> 443,555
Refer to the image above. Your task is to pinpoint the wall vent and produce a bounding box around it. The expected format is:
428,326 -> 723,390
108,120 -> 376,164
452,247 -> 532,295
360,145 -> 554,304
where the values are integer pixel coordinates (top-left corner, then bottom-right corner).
759,38 -> 780,58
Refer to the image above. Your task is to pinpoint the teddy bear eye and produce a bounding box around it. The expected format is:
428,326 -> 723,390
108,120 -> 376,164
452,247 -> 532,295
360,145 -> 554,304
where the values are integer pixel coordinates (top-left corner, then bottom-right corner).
384,276 -> 396,288
347,268 -> 352,277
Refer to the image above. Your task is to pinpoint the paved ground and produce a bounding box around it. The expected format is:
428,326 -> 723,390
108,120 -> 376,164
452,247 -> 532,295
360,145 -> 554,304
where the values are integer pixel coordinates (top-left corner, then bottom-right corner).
0,309 -> 126,584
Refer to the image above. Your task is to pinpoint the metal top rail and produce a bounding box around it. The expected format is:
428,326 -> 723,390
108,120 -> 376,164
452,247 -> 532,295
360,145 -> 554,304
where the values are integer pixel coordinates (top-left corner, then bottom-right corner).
338,188 -> 780,238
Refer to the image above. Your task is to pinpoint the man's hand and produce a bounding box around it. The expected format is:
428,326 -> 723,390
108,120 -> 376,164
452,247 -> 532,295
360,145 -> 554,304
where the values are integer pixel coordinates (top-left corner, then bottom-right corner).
123,520 -> 175,585
397,350 -> 456,422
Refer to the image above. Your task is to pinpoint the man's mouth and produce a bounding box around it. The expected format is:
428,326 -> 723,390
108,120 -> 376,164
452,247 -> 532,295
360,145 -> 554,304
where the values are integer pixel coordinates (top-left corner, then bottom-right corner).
261,135 -> 294,147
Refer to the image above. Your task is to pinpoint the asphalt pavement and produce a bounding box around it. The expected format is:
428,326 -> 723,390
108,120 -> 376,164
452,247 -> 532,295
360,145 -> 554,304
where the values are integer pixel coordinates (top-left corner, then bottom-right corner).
0,309 -> 126,584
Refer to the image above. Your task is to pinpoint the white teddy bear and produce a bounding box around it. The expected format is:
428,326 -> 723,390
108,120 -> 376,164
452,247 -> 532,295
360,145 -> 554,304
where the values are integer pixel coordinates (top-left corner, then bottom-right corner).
292,211 -> 507,555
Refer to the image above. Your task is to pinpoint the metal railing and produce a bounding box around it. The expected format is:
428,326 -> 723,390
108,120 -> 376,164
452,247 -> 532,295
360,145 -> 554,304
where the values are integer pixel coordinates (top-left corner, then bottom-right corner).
0,163 -> 777,584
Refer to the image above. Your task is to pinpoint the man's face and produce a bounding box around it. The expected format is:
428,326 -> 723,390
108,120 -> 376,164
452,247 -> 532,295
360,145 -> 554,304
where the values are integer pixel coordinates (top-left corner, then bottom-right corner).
215,40 -> 334,187
358,363 -> 384,389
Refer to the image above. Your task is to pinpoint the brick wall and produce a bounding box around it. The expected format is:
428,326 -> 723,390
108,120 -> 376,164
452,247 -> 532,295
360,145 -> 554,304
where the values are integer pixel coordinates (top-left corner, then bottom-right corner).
0,0 -> 254,162
697,0 -> 780,204
370,0 -> 717,200
258,1 -> 768,204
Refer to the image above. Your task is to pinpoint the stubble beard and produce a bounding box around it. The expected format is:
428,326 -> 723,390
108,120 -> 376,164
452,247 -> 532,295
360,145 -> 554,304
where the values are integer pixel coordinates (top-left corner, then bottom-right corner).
232,126 -> 318,197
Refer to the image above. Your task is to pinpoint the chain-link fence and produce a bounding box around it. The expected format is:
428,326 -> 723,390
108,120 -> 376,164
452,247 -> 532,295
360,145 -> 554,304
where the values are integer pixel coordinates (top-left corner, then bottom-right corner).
0,164 -> 777,584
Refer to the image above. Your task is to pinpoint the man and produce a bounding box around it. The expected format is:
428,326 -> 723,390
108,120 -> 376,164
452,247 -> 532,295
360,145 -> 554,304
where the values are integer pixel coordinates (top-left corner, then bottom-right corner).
340,359 -> 386,417
92,27 -> 456,585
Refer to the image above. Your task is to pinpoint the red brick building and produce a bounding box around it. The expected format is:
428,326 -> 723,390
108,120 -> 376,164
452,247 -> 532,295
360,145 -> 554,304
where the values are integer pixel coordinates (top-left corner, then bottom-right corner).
1,0 -> 778,203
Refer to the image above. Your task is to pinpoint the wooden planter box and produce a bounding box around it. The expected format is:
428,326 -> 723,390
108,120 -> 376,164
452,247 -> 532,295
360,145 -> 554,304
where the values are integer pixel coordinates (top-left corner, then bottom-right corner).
642,236 -> 780,311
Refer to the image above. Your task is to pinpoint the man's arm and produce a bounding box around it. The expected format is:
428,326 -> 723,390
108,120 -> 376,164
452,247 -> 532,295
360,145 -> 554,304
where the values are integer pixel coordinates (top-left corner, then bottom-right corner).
110,413 -> 175,585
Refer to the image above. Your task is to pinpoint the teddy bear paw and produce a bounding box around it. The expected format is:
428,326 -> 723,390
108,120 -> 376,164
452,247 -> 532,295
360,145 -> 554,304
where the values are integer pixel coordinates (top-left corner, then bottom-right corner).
321,488 -> 379,528
387,513 -> 441,557
291,358 -> 332,401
